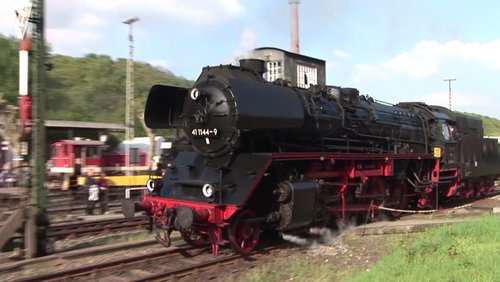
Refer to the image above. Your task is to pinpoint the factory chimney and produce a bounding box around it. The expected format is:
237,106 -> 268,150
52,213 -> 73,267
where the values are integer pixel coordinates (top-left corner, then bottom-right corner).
290,0 -> 300,53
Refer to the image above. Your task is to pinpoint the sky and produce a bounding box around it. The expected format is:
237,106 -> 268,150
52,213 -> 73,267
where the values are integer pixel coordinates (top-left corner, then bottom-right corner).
1,0 -> 499,119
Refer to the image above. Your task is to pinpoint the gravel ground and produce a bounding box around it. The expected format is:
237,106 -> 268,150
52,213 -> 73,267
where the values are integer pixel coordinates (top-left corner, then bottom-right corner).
0,228 -> 390,282
218,230 -> 394,282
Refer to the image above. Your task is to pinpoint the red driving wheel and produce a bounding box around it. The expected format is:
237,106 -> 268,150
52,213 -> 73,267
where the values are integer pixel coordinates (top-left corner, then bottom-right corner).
228,209 -> 260,254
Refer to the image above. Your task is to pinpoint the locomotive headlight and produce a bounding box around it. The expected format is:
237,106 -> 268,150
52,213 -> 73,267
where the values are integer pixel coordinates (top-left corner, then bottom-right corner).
146,179 -> 156,192
202,184 -> 214,198
190,88 -> 199,100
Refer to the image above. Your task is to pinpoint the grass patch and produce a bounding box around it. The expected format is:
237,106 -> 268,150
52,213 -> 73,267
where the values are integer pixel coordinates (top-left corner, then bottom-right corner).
231,216 -> 499,282
225,234 -> 391,282
348,215 -> 500,282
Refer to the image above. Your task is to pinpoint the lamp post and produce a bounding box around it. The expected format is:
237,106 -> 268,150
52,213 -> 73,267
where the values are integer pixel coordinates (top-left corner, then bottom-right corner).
123,16 -> 139,177
443,78 -> 456,110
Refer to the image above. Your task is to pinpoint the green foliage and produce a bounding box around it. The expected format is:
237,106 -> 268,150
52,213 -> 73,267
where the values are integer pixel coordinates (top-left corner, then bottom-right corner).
348,216 -> 500,282
103,134 -> 121,151
463,112 -> 500,136
0,34 -> 193,137
45,53 -> 193,136
0,35 -> 20,104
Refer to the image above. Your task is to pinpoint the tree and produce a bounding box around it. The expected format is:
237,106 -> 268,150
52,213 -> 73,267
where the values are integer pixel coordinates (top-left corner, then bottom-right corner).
0,35 -> 20,104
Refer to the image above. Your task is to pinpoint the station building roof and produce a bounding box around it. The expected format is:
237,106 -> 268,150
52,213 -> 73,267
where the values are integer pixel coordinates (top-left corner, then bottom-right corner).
46,120 -> 126,131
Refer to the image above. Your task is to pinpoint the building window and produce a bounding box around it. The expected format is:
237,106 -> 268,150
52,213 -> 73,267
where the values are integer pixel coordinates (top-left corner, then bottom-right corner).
296,64 -> 317,88
265,61 -> 282,82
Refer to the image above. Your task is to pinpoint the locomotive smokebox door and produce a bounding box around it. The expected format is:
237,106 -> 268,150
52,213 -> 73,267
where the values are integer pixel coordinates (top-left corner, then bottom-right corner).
145,84 -> 188,128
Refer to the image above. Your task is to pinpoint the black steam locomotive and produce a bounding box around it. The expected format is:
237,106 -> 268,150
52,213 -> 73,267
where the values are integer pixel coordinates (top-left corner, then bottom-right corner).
125,59 -> 500,255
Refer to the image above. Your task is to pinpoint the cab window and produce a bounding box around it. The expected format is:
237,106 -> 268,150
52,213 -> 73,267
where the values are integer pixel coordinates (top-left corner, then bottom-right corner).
87,146 -> 100,158
51,146 -> 60,157
440,122 -> 452,141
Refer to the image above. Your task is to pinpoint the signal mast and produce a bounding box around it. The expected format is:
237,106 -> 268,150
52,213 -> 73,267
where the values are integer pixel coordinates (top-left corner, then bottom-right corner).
15,0 -> 48,258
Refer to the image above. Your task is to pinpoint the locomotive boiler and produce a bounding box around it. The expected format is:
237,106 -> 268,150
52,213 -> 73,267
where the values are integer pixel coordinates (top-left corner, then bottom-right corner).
125,59 -> 500,255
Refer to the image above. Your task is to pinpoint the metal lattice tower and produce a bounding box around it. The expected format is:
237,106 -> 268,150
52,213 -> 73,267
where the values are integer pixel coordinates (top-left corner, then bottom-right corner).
443,78 -> 456,110
123,17 -> 139,176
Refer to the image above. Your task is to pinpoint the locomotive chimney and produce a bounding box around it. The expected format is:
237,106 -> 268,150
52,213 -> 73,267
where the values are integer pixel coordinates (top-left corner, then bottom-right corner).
290,0 -> 300,54
239,59 -> 266,76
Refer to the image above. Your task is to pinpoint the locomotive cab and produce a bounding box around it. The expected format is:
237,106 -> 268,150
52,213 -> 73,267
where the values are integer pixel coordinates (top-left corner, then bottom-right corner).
49,139 -> 104,190
427,106 -> 484,171
49,139 -> 104,175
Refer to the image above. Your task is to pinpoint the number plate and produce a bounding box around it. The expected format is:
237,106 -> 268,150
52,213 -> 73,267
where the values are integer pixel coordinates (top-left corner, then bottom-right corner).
191,128 -> 218,137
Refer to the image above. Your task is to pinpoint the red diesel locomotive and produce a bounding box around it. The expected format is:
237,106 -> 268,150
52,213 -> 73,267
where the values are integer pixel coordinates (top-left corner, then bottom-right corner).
48,137 -> 172,188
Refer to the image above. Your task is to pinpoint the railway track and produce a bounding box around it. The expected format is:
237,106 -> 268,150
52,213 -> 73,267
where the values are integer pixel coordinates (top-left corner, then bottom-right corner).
0,225 -> 292,282
2,190 -> 499,282
44,187 -> 148,239
47,216 -> 150,239
47,202 -> 125,217
8,243 -> 289,282
46,187 -> 143,218
45,191 -> 499,244
10,245 -> 204,281
7,188 -> 500,245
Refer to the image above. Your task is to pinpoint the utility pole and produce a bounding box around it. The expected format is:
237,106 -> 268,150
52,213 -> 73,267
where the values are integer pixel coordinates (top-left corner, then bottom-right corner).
123,17 -> 139,178
443,78 -> 456,110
